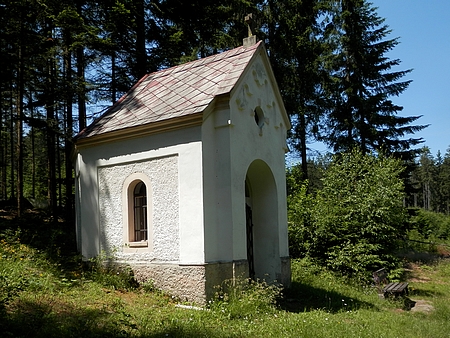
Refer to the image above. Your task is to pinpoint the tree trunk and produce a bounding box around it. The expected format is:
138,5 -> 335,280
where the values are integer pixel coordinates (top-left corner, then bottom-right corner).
30,102 -> 36,199
111,52 -> 117,104
16,11 -> 25,216
134,0 -> 146,79
9,85 -> 14,201
299,112 -> 308,180
47,58 -> 57,219
64,41 -> 74,218
76,0 -> 86,132
0,87 -> 5,200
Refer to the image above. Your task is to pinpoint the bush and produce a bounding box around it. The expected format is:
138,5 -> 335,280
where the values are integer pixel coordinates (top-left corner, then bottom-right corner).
286,179 -> 315,258
409,209 -> 450,240
85,253 -> 138,291
210,278 -> 282,319
287,149 -> 408,279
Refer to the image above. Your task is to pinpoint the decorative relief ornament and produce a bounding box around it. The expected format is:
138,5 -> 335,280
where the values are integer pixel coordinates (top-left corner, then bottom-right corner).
252,63 -> 267,87
235,84 -> 252,111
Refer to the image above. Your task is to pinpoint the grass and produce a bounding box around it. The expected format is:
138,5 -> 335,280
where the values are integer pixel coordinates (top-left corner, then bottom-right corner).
1,211 -> 450,337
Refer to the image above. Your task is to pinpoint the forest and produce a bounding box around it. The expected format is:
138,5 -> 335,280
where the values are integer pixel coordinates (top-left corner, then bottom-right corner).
3,3 -> 450,336
1,0 -> 447,222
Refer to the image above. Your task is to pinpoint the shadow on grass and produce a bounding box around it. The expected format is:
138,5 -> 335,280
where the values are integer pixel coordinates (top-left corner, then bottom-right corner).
0,209 -> 82,276
0,298 -> 129,338
279,281 -> 377,313
0,211 -> 233,338
408,287 -> 444,298
0,209 -> 77,251
0,298 -> 230,338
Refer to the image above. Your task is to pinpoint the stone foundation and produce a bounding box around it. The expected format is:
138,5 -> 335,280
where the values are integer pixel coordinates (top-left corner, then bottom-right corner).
280,256 -> 291,287
131,262 -> 207,303
129,258 -> 290,304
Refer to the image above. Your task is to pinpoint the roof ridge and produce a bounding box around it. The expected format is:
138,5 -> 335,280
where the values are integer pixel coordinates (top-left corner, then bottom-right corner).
76,41 -> 263,141
152,42 -> 261,78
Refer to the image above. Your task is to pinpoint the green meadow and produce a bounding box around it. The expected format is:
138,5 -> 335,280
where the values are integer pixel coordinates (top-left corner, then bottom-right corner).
1,212 -> 449,338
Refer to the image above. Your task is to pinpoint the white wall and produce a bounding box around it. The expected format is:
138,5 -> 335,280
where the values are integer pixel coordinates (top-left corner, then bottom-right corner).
202,51 -> 289,279
98,156 -> 179,261
75,126 -> 205,264
76,48 -> 289,282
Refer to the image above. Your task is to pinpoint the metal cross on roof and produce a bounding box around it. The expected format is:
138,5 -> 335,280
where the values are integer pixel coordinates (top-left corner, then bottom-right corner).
245,13 -> 253,37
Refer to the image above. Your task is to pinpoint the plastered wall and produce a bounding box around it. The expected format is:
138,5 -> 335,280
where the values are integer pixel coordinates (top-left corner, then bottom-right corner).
98,156 -> 179,262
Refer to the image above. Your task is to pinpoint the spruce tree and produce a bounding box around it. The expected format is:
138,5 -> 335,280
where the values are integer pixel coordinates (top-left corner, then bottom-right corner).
322,0 -> 426,157
264,0 -> 328,179
440,147 -> 450,214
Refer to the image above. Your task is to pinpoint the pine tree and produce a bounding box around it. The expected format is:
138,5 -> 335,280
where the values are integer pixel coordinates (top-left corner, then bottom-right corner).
322,0 -> 426,157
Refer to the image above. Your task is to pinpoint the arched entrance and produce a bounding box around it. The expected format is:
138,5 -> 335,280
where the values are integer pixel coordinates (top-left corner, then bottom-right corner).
245,180 -> 255,280
245,160 -> 280,282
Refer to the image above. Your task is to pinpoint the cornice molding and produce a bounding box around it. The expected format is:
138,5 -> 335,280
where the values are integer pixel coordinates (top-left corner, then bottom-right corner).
75,113 -> 203,149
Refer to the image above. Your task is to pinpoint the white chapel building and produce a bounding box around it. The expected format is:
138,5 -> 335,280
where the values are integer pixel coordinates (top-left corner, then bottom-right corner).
74,38 -> 291,303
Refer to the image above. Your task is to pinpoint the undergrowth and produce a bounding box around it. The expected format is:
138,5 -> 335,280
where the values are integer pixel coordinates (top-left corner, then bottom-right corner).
209,277 -> 282,319
1,210 -> 450,337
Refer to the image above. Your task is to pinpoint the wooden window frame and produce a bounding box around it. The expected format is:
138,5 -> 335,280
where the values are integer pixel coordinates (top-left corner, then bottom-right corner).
122,173 -> 152,252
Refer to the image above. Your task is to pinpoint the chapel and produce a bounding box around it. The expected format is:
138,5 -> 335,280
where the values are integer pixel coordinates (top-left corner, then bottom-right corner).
74,37 -> 291,302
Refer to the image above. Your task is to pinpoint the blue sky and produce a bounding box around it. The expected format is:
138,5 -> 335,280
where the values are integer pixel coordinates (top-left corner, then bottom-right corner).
373,0 -> 450,156
307,1 -> 450,158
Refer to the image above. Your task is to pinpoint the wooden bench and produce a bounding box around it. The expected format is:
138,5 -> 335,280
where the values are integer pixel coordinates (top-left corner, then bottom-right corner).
373,268 -> 408,298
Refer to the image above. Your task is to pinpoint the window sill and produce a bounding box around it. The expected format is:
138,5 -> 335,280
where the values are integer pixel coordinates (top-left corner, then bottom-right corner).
127,241 -> 148,248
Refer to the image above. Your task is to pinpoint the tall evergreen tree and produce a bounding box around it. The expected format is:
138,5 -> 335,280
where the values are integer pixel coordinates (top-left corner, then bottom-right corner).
156,0 -> 256,62
322,0 -> 426,158
264,0 -> 329,179
440,147 -> 450,214
417,147 -> 435,210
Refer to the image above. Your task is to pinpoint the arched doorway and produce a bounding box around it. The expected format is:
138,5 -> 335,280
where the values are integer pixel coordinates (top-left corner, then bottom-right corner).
245,180 -> 255,280
245,160 -> 280,282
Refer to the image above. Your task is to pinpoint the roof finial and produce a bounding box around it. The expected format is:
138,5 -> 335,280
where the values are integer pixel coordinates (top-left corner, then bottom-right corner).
243,13 -> 257,47
245,13 -> 253,37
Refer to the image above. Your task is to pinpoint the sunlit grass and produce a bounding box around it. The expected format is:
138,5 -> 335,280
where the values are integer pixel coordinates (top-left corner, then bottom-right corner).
1,214 -> 450,337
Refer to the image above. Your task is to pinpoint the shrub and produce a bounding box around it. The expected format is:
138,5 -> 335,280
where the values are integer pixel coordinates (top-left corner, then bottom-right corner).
287,149 -> 408,279
312,150 -> 408,277
287,179 -> 315,258
85,253 -> 138,291
409,209 -> 450,240
210,278 -> 282,319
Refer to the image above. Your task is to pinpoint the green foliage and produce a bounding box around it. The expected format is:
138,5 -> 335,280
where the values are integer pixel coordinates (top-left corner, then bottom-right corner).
313,149 -> 408,276
404,208 -> 450,256
407,146 -> 450,213
2,214 -> 450,337
0,229 -> 60,311
265,0 -> 328,176
85,253 -> 138,291
140,279 -> 156,293
286,172 -> 315,258
288,149 -> 408,278
210,277 -> 282,319
322,0 -> 426,156
0,240 -> 30,309
410,209 -> 450,240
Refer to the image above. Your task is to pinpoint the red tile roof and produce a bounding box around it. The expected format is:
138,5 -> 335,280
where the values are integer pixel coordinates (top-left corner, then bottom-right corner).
77,41 -> 263,140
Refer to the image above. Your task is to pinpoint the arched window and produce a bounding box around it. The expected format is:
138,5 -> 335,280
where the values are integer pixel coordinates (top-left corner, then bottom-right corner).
122,174 -> 152,250
133,181 -> 147,242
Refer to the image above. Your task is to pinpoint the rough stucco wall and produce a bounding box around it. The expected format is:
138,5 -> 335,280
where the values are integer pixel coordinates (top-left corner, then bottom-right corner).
98,155 -> 179,262
132,263 -> 207,303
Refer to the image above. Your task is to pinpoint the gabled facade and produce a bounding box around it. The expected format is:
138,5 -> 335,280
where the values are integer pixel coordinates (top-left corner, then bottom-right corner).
74,40 -> 291,303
